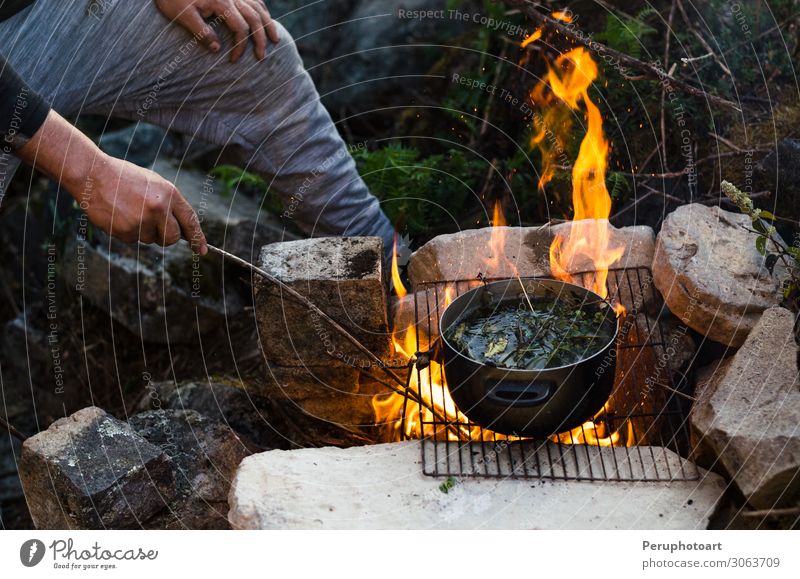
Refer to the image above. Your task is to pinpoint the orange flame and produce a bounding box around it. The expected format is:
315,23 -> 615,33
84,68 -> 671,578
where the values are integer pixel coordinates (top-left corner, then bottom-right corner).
375,48 -> 633,447
520,28 -> 542,48
391,235 -> 408,298
530,47 -> 624,298
373,205 -> 511,442
373,285 -> 498,442
551,9 -> 573,23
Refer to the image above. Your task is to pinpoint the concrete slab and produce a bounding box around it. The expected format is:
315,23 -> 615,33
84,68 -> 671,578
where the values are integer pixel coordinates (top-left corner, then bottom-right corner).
228,441 -> 726,530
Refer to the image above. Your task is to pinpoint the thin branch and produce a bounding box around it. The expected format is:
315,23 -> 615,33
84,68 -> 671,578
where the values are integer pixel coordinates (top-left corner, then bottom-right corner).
0,416 -> 27,442
741,506 -> 800,518
661,1 -> 677,170
504,0 -> 742,111
675,0 -> 732,77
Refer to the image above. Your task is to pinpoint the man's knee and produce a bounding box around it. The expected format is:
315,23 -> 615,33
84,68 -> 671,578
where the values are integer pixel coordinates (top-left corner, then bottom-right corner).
264,20 -> 305,72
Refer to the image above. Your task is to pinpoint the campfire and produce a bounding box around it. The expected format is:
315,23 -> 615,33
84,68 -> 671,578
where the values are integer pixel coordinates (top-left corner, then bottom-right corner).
374,45 -> 639,448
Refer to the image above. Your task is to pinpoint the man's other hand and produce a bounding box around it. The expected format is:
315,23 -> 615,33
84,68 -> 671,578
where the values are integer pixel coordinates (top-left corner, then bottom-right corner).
155,0 -> 279,62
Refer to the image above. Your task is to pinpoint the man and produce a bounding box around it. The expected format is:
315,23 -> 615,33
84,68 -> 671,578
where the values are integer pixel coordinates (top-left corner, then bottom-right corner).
0,0 -> 395,257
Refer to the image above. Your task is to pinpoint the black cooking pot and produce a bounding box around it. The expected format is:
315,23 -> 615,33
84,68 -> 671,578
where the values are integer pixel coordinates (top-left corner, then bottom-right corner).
440,278 -> 619,437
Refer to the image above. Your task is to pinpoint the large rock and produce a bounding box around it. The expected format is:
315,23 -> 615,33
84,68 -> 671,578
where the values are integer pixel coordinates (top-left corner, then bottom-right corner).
136,380 -> 290,450
62,159 -> 295,344
19,407 -> 175,529
756,138 -> 800,223
254,236 -> 391,368
129,409 -> 251,529
228,441 -> 725,529
272,1 -> 476,114
653,204 -> 786,347
408,221 -> 655,284
690,307 -> 800,509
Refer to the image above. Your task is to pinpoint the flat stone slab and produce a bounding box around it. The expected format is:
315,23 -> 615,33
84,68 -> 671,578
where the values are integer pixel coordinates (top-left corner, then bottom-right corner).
407,221 -> 655,285
653,204 -> 787,346
228,441 -> 725,529
691,307 -> 800,509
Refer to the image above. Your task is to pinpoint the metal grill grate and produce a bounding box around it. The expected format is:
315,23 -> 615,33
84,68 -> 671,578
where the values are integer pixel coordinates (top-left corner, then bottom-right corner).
401,267 -> 699,482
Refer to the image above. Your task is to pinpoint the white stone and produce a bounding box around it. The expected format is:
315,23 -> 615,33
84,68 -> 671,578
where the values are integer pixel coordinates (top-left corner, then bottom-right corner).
407,221 -> 655,285
228,441 -> 725,529
653,204 -> 787,346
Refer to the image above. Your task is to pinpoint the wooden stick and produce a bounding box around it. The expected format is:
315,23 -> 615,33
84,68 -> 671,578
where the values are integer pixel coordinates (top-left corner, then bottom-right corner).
504,0 -> 741,111
0,416 -> 27,442
741,506 -> 800,518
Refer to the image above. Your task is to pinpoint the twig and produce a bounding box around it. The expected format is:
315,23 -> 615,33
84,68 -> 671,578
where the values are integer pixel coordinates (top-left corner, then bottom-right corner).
203,243 -> 452,429
479,47 -> 508,137
675,0 -> 732,78
0,416 -> 27,442
741,506 -> 800,518
681,52 -> 714,64
661,1 -> 677,170
504,0 -> 741,111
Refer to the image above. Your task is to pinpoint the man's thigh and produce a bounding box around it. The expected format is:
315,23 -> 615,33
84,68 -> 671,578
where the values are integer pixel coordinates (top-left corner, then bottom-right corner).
0,0 -> 292,120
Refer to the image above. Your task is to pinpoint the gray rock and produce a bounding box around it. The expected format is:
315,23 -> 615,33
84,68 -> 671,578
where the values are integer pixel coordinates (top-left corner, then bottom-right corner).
653,204 -> 787,347
98,123 -> 179,168
136,380 -> 289,450
253,365 -> 374,427
756,138 -> 800,222
129,409 -> 250,530
272,1 -> 475,114
19,407 -> 175,529
254,236 -> 392,368
63,231 -> 240,344
408,221 -> 655,285
690,307 -> 800,509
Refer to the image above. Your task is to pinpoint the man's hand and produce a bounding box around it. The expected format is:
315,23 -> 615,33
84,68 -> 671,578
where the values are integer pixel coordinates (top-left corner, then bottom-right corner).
16,110 -> 208,255
81,155 -> 208,255
155,0 -> 279,62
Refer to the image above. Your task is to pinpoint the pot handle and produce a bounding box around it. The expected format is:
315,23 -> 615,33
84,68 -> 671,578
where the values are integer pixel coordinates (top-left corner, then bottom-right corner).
487,379 -> 555,407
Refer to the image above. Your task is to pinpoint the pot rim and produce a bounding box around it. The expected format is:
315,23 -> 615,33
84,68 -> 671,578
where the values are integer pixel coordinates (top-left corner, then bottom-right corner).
439,277 -> 621,374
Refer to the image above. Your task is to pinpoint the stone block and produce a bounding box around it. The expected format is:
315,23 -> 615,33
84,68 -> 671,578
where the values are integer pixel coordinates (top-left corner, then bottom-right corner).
254,236 -> 391,367
20,407 -> 174,529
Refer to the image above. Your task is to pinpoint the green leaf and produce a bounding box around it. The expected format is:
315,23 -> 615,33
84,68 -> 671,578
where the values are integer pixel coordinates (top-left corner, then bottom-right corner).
756,235 -> 767,256
752,219 -> 769,235
759,210 -> 776,221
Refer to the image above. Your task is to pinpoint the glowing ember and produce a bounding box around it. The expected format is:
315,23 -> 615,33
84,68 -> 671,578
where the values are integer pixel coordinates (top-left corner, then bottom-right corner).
551,10 -> 573,23
520,28 -> 542,48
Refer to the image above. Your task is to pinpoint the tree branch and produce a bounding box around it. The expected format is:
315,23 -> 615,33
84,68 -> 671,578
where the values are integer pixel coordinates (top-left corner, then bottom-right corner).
503,0 -> 742,112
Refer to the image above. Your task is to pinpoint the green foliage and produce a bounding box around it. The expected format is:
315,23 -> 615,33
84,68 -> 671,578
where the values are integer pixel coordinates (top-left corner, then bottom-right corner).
354,143 -> 484,237
722,180 -> 800,309
595,10 -> 658,58
606,171 -> 631,201
439,476 -> 457,494
210,164 -> 268,198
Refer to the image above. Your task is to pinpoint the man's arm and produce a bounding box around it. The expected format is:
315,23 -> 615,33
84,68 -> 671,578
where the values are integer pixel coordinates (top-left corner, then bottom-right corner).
16,109 -> 208,255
